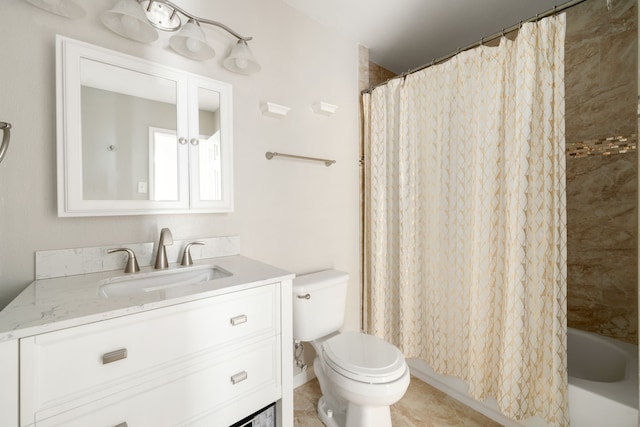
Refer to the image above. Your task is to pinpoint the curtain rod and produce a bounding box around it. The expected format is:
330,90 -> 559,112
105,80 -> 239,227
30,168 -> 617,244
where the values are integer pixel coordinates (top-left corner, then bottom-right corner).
362,0 -> 590,94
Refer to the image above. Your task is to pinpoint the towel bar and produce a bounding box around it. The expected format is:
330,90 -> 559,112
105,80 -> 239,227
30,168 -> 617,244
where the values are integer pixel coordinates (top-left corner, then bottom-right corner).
265,151 -> 335,167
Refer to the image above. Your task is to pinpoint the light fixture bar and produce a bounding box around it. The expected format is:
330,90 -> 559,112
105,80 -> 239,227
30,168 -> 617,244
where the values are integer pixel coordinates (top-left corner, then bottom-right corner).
101,0 -> 260,73
142,0 -> 181,31
144,0 -> 252,41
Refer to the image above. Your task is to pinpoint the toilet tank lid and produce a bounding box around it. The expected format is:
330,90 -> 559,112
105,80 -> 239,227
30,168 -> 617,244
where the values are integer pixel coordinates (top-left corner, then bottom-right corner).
292,269 -> 349,292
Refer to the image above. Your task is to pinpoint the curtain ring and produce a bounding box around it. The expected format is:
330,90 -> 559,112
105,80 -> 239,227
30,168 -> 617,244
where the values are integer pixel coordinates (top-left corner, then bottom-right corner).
519,20 -> 523,29
502,28 -> 505,37
480,37 -> 484,46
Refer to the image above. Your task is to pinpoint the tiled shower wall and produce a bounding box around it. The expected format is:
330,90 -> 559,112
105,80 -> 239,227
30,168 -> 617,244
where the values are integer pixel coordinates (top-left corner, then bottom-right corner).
369,62 -> 396,88
565,0 -> 638,344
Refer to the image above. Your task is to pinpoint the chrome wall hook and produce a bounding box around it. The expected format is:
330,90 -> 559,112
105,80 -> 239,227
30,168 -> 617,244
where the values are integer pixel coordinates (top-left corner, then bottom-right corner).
0,122 -> 12,164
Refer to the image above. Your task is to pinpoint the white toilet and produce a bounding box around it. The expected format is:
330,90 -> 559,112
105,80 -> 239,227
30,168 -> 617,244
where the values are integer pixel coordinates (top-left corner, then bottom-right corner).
292,270 -> 410,427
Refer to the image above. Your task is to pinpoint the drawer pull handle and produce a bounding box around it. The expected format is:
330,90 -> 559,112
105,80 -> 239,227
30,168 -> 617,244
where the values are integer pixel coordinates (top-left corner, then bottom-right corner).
102,348 -> 128,365
230,314 -> 247,326
297,293 -> 311,300
113,423 -> 128,427
231,371 -> 248,385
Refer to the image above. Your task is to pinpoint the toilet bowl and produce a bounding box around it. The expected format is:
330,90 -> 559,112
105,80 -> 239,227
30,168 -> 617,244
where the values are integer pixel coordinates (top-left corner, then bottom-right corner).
293,270 -> 410,427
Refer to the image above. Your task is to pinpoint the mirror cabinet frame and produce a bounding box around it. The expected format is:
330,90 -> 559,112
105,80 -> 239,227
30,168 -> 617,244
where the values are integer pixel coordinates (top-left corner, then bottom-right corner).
56,36 -> 233,216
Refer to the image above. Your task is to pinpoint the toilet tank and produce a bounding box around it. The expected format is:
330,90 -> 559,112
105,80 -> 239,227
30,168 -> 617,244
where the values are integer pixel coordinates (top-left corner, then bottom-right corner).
292,270 -> 349,342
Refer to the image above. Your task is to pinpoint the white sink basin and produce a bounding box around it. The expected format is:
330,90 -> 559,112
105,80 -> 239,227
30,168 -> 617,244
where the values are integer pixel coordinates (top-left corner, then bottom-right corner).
98,265 -> 232,298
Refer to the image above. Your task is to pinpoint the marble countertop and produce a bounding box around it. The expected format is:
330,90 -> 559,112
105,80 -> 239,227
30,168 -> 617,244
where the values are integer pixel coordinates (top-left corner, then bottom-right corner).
0,255 -> 294,343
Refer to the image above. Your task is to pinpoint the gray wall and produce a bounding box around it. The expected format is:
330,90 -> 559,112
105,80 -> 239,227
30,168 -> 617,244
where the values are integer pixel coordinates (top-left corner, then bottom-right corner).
0,0 -> 362,333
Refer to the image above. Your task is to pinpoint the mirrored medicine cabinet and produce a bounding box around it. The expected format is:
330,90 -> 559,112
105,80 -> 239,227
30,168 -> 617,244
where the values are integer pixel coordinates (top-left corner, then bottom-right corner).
56,36 -> 233,216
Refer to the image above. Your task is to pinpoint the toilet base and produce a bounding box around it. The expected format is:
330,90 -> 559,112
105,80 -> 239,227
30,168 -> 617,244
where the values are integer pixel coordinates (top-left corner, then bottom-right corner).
318,396 -> 344,427
345,402 -> 392,427
317,395 -> 394,427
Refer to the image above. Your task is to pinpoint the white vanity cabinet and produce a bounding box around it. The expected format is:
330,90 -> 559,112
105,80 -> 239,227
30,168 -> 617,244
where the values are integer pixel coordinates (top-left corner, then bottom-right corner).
17,281 -> 292,427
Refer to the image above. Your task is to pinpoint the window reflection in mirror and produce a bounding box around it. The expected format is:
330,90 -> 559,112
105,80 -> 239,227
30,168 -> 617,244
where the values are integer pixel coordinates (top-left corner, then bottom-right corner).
195,87 -> 221,201
80,58 -> 179,201
149,127 -> 179,201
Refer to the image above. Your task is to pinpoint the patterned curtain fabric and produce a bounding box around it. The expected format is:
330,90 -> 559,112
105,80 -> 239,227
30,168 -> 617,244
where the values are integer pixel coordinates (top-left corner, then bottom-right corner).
363,15 -> 568,426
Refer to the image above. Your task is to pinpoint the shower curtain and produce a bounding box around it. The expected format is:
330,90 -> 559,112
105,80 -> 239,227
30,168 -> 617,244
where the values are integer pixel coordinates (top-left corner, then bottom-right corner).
363,15 -> 568,426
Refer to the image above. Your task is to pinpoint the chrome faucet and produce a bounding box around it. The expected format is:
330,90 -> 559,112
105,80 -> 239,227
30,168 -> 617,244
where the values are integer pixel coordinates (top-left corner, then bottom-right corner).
154,228 -> 173,269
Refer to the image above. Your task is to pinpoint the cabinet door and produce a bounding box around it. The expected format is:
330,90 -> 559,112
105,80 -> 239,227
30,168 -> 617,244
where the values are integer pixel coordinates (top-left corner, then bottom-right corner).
187,76 -> 233,212
58,36 -> 191,216
0,340 -> 18,427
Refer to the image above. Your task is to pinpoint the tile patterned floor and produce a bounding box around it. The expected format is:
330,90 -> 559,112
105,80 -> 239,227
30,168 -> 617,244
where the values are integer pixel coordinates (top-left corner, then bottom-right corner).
294,376 -> 502,427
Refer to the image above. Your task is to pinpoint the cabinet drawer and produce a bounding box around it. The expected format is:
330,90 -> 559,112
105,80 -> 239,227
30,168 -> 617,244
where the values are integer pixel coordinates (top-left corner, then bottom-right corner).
20,284 -> 279,424
34,337 -> 280,427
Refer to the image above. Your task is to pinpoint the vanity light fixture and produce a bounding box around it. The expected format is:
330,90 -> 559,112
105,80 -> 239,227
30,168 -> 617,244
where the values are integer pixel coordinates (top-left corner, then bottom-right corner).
101,0 -> 260,74
25,0 -> 86,18
223,40 -> 261,75
101,0 -> 158,43
169,19 -> 215,60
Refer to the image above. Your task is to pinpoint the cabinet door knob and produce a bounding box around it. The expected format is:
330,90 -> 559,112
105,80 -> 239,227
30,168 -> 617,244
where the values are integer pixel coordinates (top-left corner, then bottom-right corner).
190,138 -> 200,146
231,371 -> 248,385
113,423 -> 128,427
102,348 -> 128,365
230,314 -> 247,326
178,137 -> 188,145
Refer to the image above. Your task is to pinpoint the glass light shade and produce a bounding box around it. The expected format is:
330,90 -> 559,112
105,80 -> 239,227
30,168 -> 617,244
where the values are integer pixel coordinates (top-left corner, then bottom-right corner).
169,20 -> 215,60
223,40 -> 261,75
101,0 -> 158,43
26,0 -> 86,18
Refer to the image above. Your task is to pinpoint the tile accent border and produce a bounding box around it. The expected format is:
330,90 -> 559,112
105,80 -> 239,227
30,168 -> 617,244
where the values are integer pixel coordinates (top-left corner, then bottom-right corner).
35,236 -> 241,280
566,134 -> 637,158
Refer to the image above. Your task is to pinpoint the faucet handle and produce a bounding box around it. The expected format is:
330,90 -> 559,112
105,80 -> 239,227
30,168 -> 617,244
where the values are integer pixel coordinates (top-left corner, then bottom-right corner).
107,248 -> 140,273
180,241 -> 205,266
160,228 -> 173,245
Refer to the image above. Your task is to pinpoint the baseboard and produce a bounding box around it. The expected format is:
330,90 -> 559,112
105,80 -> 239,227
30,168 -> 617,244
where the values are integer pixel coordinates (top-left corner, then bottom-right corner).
408,358 -> 525,427
293,366 -> 316,389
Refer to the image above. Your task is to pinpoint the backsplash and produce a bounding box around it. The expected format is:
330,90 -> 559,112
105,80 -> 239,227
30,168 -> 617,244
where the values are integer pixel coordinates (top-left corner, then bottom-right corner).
35,236 -> 240,280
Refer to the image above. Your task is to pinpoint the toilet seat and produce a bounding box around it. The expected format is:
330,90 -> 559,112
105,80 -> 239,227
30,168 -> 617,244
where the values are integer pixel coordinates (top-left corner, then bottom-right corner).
321,332 -> 406,384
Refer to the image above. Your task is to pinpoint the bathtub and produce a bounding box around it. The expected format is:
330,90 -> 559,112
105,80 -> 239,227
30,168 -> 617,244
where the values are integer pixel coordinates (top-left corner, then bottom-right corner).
407,327 -> 638,427
567,327 -> 638,427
